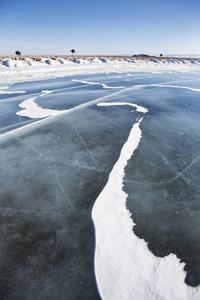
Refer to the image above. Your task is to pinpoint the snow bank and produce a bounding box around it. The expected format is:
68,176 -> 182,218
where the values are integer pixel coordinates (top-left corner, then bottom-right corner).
1,57 -> 200,85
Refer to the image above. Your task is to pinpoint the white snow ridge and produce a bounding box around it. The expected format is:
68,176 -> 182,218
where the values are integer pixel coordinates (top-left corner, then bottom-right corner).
1,57 -> 200,84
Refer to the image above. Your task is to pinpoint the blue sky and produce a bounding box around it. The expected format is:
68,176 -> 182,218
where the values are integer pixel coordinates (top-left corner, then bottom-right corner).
0,0 -> 200,56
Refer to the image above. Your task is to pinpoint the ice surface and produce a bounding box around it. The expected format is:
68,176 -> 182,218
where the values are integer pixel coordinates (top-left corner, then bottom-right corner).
0,70 -> 200,299
0,92 -> 140,298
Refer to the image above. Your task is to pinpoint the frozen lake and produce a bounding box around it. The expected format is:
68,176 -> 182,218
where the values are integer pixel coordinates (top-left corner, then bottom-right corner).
0,71 -> 200,299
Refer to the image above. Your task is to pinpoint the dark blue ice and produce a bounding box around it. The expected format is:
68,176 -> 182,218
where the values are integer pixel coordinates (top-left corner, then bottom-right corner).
0,71 -> 200,299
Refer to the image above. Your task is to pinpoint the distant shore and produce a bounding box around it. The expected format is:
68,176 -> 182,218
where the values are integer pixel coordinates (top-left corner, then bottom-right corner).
0,55 -> 200,61
1,55 -> 200,85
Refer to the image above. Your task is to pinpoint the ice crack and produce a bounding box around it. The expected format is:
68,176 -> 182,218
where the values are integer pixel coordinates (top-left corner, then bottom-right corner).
169,155 -> 200,183
72,124 -> 101,171
54,164 -> 74,209
17,137 -> 45,158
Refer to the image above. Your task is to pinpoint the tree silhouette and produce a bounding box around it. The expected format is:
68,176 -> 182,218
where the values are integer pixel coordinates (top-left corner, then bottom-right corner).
71,49 -> 75,56
15,51 -> 21,56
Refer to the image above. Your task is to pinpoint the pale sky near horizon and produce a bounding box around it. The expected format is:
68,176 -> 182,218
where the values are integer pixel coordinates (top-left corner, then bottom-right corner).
0,0 -> 200,56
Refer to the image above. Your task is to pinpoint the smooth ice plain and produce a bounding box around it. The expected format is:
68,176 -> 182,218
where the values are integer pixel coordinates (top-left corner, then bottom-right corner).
0,72 -> 200,299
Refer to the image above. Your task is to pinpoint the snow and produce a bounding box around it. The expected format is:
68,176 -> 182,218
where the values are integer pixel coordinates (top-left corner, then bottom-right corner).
0,85 -> 25,94
72,79 -> 125,89
0,90 -> 25,94
149,84 -> 200,93
1,57 -> 200,85
97,102 -> 148,113
15,88 -> 128,120
92,102 -> 200,300
16,90 -> 65,118
1,87 -> 128,140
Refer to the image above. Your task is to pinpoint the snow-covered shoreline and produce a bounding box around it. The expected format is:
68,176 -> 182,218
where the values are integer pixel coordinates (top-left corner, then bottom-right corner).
1,57 -> 200,85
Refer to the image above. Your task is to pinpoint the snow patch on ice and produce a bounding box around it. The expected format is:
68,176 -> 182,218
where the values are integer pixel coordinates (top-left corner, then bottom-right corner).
15,86 -> 127,121
92,102 -> 200,300
16,90 -> 65,118
0,89 -> 25,94
97,102 -> 148,113
149,84 -> 200,93
72,79 -> 125,89
0,86 -> 10,89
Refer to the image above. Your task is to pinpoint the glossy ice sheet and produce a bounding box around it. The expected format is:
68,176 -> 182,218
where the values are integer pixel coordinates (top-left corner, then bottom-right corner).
0,72 -> 200,299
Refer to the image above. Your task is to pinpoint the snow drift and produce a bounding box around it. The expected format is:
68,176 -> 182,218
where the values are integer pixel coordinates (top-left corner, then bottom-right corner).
1,57 -> 200,85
